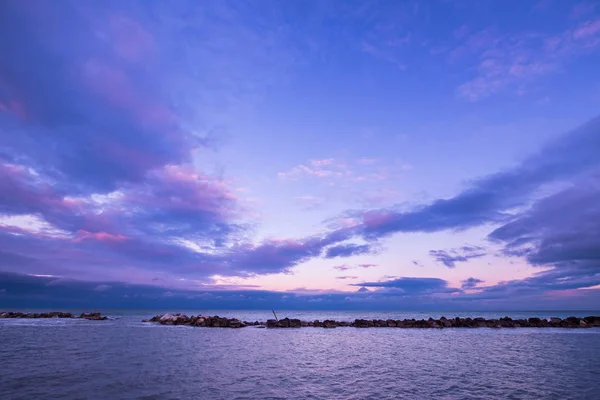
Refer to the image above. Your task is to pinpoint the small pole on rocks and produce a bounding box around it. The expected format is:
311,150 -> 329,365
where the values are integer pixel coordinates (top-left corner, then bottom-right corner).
272,310 -> 278,321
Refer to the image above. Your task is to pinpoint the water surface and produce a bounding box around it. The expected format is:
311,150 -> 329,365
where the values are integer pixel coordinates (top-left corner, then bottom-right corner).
1,310 -> 599,399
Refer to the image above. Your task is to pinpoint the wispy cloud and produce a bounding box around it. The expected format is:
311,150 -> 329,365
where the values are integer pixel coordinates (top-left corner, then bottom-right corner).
429,245 -> 486,268
452,17 -> 600,100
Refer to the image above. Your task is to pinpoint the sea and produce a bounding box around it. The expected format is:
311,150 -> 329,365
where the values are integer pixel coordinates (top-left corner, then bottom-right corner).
1,309 -> 600,399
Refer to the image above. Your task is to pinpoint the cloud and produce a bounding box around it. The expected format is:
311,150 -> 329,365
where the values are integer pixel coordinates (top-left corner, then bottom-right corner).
340,115 -> 600,241
309,159 -> 334,167
333,265 -> 351,271
336,276 -> 359,280
488,171 -> 600,275
453,17 -> 600,100
0,1 -> 312,284
2,271 -> 599,310
351,277 -> 460,295
429,245 -> 486,268
358,263 -> 378,268
461,277 -> 484,290
324,243 -> 373,258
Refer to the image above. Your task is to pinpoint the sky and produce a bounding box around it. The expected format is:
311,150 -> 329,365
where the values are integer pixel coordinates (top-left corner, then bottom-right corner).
1,0 -> 600,310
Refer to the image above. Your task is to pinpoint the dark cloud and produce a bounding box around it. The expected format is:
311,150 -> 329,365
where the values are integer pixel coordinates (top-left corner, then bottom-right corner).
461,277 -> 484,289
1,272 -> 598,310
461,267 -> 600,301
489,173 -> 600,269
324,243 -> 373,258
429,245 -> 486,268
351,277 -> 460,295
346,115 -> 600,240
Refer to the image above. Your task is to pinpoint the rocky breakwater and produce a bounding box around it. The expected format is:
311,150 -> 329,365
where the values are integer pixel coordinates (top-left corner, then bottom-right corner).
142,314 -> 600,329
143,313 -> 262,328
246,316 -> 600,329
349,316 -> 600,328
0,311 -> 108,320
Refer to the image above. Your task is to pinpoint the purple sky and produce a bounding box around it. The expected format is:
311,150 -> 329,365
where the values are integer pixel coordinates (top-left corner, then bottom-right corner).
1,0 -> 600,309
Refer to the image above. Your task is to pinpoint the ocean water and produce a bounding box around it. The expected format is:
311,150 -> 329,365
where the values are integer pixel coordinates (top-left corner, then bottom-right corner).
1,310 -> 600,399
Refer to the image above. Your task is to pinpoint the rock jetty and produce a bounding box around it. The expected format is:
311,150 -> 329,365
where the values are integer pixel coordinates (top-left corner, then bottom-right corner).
142,314 -> 253,328
143,314 -> 600,329
0,311 -> 108,320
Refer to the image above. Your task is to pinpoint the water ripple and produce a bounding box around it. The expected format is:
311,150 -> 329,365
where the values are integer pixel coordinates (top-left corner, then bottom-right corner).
1,313 -> 599,399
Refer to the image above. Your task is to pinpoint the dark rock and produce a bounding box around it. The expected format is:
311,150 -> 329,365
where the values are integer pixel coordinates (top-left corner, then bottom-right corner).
289,319 -> 302,328
353,319 -> 373,328
277,318 -> 291,328
323,320 -> 337,328
266,319 -> 278,328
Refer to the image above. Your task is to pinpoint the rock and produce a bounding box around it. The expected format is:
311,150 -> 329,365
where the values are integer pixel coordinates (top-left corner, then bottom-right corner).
550,317 -> 562,324
386,319 -> 397,327
427,319 -> 439,328
323,320 -> 337,328
579,320 -> 589,328
289,319 -> 302,328
277,318 -> 290,328
266,319 -> 278,328
79,312 -> 108,321
229,319 -> 245,328
159,314 -> 174,322
353,319 -> 373,328
565,316 -> 581,327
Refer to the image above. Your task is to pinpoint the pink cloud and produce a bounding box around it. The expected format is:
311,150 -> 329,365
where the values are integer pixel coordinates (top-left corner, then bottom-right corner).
115,165 -> 240,224
74,230 -> 128,243
358,263 -> 378,268
455,18 -> 600,101
362,211 -> 395,230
